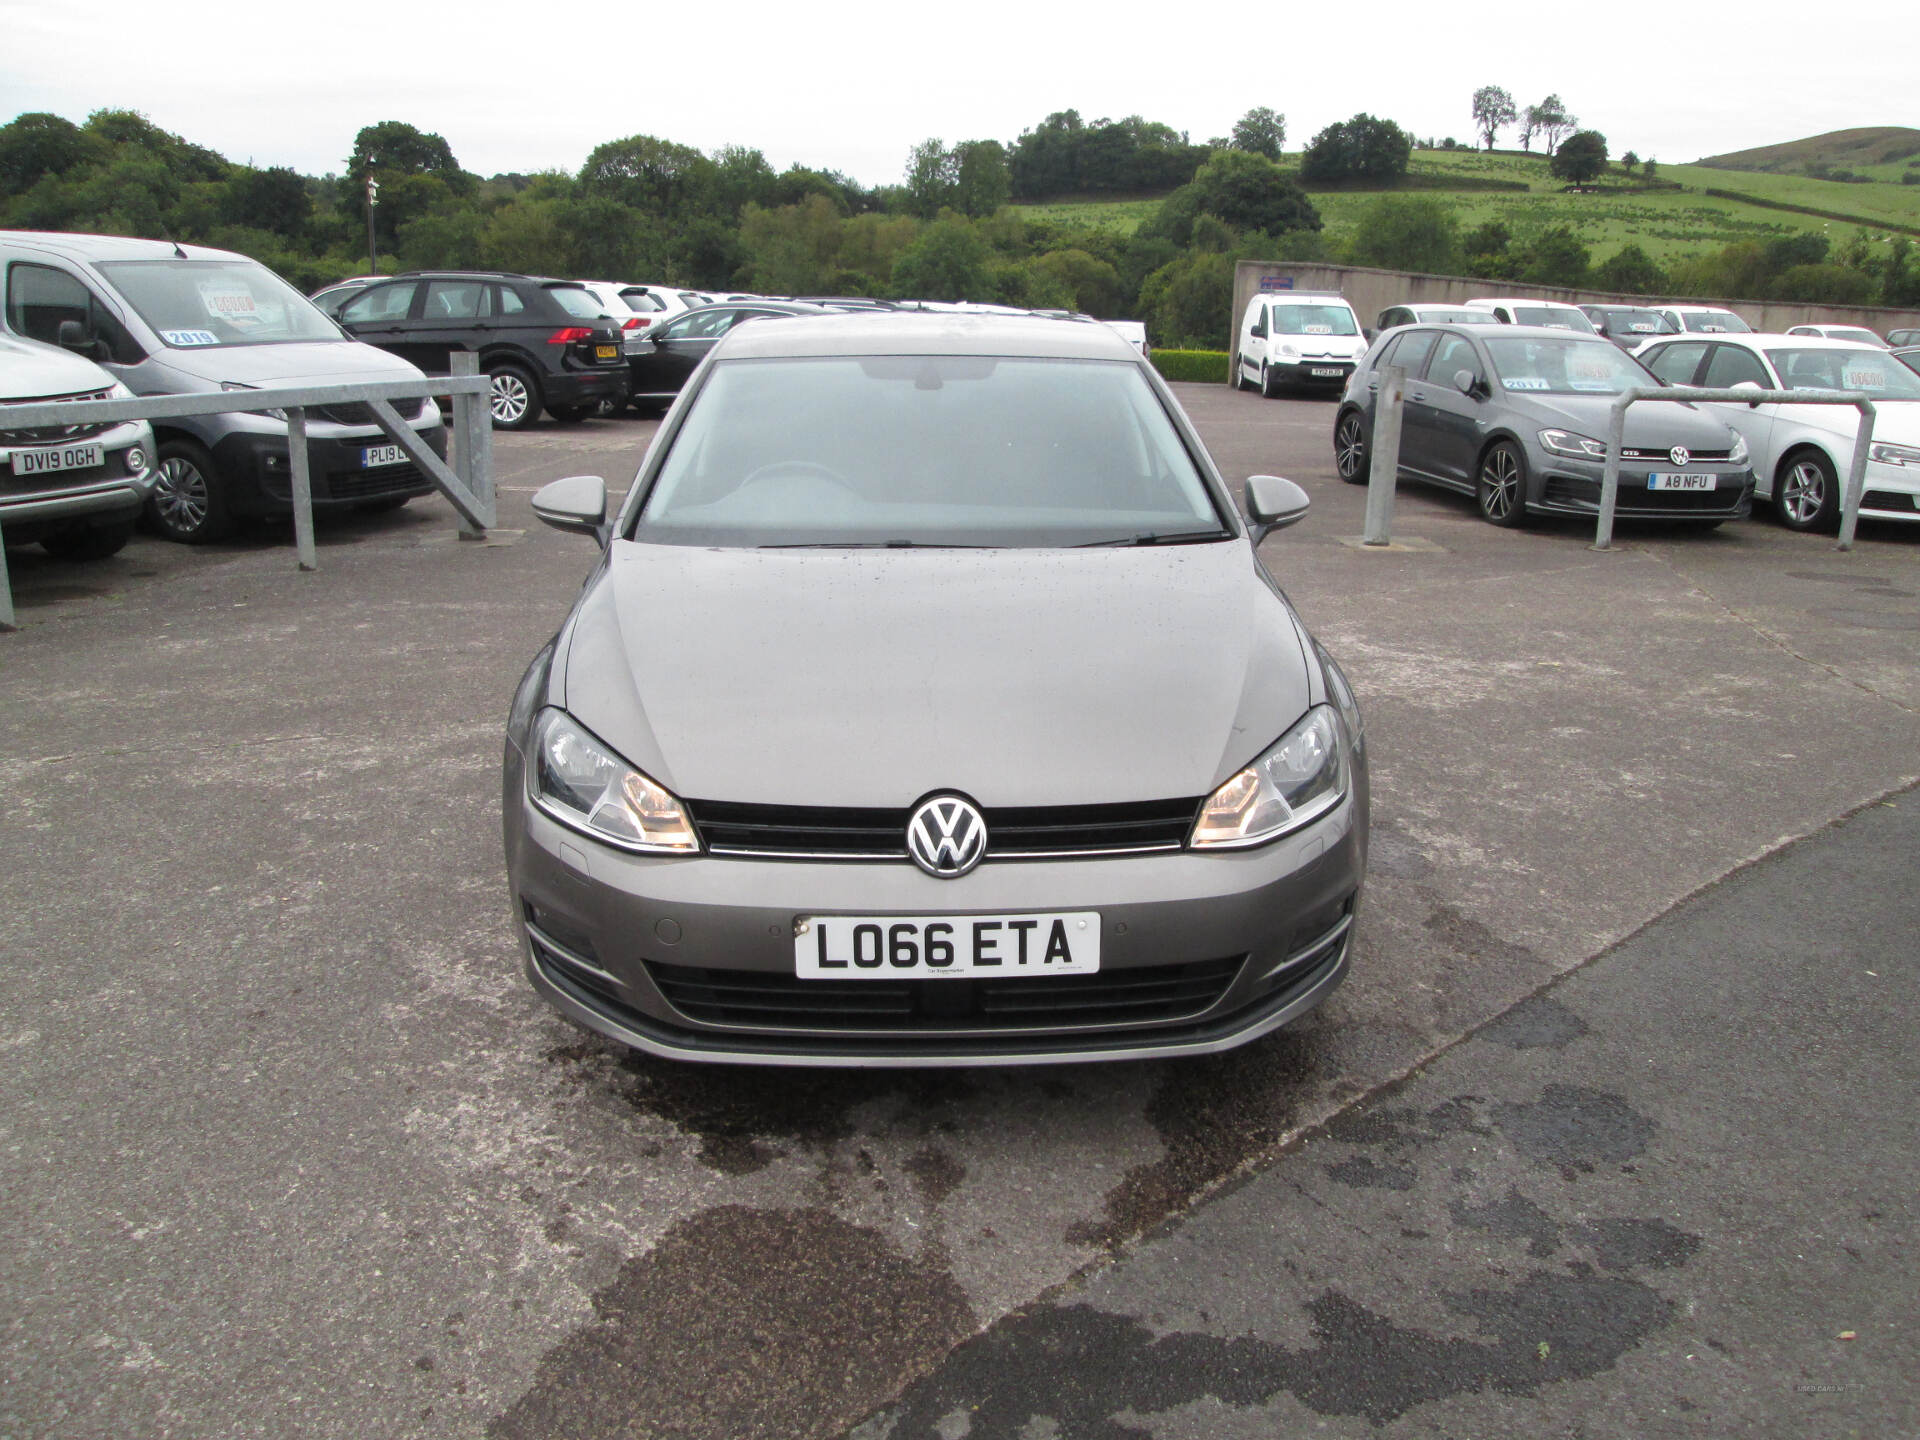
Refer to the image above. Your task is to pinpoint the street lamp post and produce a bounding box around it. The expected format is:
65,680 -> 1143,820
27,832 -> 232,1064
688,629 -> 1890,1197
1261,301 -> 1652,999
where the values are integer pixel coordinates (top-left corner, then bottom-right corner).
365,177 -> 379,273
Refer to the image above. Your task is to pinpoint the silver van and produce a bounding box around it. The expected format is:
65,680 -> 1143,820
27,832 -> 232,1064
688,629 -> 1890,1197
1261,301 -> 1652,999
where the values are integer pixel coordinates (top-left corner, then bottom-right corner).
0,231 -> 446,543
1,334 -> 155,560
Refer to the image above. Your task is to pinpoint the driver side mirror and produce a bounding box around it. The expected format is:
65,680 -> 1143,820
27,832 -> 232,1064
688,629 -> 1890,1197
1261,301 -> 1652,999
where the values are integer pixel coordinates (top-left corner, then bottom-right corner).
531,474 -> 611,546
1244,474 -> 1310,543
1453,368 -> 1481,398
56,319 -> 107,361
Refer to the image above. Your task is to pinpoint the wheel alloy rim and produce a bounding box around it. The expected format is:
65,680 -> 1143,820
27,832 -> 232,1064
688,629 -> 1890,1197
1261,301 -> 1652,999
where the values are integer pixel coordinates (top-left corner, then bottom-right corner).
1782,462 -> 1825,524
1336,417 -> 1365,478
491,373 -> 530,425
1482,449 -> 1520,520
154,457 -> 209,533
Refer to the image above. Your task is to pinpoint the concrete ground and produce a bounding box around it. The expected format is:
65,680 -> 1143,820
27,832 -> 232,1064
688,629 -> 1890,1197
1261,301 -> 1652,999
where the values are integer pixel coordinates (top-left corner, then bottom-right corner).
1,384 -> 1915,1439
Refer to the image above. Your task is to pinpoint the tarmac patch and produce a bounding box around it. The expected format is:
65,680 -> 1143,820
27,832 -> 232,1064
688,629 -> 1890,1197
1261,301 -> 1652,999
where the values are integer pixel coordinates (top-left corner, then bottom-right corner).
1479,995 -> 1591,1050
1492,1084 -> 1656,1175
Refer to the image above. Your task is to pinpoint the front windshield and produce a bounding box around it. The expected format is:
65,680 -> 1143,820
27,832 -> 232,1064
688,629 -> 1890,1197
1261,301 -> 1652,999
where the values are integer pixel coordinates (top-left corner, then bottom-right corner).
97,259 -> 343,348
1484,337 -> 1652,395
1764,347 -> 1920,398
1509,306 -> 1596,333
1825,327 -> 1885,347
1272,305 -> 1358,336
1682,311 -> 1750,333
633,355 -> 1229,548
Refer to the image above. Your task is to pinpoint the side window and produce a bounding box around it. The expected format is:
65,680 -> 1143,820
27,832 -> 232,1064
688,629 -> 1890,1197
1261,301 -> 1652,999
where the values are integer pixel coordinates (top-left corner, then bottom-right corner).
669,307 -> 735,339
340,282 -> 418,324
1387,329 -> 1438,378
1428,333 -> 1482,386
1645,342 -> 1707,386
1701,344 -> 1768,389
5,262 -> 143,364
1249,305 -> 1267,339
495,286 -> 526,317
424,280 -> 490,320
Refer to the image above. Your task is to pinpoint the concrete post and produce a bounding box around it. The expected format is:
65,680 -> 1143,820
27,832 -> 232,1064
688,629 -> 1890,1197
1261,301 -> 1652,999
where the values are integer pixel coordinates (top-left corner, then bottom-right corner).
287,406 -> 317,572
1836,403 -> 1876,552
1362,365 -> 1405,546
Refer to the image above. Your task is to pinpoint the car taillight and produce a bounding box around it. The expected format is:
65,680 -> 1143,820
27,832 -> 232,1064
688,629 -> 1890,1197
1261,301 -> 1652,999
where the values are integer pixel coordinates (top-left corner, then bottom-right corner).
547,327 -> 593,345
622,317 -> 647,330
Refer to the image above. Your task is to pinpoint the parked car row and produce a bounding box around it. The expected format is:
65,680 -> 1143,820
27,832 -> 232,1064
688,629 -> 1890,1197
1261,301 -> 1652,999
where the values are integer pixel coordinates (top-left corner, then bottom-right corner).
1331,316 -> 1920,535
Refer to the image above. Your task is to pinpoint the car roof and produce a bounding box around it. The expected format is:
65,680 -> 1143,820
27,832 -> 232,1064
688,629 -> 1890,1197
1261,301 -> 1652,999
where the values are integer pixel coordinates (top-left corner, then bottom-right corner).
719,311 -> 1142,361
1466,297 -> 1584,308
0,229 -> 249,263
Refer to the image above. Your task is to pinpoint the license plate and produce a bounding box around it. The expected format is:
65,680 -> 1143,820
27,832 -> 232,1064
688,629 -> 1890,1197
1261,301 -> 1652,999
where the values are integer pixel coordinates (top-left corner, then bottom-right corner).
595,345 -> 619,360
362,444 -> 405,468
13,442 -> 103,477
1311,367 -> 1343,378
1647,472 -> 1716,491
796,911 -> 1100,978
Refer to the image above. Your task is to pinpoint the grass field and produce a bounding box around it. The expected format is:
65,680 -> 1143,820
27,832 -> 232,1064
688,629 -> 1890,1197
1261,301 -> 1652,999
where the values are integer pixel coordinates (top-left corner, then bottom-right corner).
1016,146 -> 1920,267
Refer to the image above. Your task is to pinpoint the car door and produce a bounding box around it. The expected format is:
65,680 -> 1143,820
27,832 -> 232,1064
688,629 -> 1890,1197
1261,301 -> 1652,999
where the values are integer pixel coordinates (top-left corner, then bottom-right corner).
404,278 -> 493,376
1411,331 -> 1489,489
1375,329 -> 1439,473
1698,342 -> 1777,475
337,281 -> 422,364
631,305 -> 740,396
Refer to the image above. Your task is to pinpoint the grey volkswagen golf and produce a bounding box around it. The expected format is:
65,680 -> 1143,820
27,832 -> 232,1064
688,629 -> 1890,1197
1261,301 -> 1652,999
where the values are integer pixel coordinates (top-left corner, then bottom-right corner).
503,312 -> 1367,1066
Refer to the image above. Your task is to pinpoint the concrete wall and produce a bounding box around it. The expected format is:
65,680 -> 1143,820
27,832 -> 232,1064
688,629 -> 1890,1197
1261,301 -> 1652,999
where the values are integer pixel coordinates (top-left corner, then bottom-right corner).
1228,260 -> 1920,380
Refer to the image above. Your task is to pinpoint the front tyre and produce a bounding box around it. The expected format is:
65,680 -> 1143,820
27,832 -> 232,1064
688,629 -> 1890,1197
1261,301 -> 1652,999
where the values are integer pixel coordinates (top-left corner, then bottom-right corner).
1476,441 -> 1528,528
1775,450 -> 1838,532
1260,362 -> 1279,399
1334,411 -> 1368,485
488,363 -> 542,431
148,437 -> 236,543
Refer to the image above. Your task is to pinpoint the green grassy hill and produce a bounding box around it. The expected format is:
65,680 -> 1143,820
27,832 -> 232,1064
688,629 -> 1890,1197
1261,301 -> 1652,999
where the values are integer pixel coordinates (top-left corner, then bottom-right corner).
1016,145 -> 1920,268
1695,127 -> 1920,178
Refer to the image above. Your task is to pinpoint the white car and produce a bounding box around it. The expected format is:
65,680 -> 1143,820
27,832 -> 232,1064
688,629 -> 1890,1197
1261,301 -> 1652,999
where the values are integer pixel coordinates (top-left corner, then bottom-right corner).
573,282 -> 670,357
1638,331 -> 1920,530
1464,298 -> 1596,332
1374,304 -> 1499,333
1787,324 -> 1887,348
616,284 -> 700,331
1102,319 -> 1150,356
1235,292 -> 1367,395
1651,304 -> 1751,336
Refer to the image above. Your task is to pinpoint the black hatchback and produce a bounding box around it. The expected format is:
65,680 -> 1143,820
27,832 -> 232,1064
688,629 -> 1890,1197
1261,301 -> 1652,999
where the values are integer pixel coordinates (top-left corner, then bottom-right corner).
338,272 -> 629,429
625,301 -> 824,412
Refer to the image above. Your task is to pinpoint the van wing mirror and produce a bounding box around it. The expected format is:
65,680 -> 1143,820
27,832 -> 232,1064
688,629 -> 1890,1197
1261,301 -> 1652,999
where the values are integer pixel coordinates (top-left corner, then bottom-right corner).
1244,474 -> 1310,542
56,319 -> 106,360
531,474 -> 611,545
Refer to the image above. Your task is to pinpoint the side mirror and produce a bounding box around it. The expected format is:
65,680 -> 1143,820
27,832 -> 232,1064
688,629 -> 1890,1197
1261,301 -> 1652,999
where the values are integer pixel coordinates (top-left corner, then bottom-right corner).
56,319 -> 106,360
1250,323 -> 1267,340
1454,369 -> 1479,397
1730,379 -> 1763,408
1362,327 -> 1376,343
1244,474 -> 1310,543
532,474 -> 611,545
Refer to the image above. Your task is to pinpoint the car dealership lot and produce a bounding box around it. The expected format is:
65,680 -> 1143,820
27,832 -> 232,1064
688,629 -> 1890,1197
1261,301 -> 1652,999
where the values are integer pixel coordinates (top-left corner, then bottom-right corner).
4,389 -> 1919,1438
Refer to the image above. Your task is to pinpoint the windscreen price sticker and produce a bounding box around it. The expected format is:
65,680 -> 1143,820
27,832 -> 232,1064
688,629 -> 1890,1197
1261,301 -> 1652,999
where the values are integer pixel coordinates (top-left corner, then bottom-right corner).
200,284 -> 259,321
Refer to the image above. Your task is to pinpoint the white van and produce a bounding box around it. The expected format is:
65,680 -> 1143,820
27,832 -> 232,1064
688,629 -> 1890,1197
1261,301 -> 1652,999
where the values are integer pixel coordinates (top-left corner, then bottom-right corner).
1236,292 -> 1366,396
1464,298 -> 1596,332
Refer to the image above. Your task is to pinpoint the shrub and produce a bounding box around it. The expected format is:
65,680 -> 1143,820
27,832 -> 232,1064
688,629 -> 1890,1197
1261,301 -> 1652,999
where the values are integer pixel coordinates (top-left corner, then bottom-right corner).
1151,349 -> 1231,383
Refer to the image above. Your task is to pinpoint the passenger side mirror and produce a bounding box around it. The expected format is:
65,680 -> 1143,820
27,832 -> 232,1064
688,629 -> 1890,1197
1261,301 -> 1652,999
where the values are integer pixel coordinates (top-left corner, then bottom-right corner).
1730,379 -> 1763,407
56,319 -> 106,361
531,474 -> 611,545
1454,369 -> 1480,397
1362,327 -> 1376,343
1244,474 -> 1310,542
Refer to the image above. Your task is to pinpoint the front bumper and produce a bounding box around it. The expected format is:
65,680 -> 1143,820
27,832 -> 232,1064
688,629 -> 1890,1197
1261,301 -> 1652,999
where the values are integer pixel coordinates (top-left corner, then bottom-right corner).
1271,358 -> 1357,386
0,423 -> 155,537
1855,459 -> 1920,522
1533,460 -> 1755,522
502,748 -> 1364,1067
210,419 -> 446,519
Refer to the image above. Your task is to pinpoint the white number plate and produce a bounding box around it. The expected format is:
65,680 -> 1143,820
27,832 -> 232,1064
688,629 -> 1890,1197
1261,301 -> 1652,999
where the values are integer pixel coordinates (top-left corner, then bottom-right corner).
1310,367 -> 1344,377
13,442 -> 104,477
362,444 -> 405,468
1648,472 -> 1717,491
796,911 -> 1100,979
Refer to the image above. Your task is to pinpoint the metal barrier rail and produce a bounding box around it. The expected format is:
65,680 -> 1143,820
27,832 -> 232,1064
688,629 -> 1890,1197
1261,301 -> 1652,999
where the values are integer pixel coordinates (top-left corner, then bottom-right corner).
1594,386 -> 1877,552
1,355 -> 494,630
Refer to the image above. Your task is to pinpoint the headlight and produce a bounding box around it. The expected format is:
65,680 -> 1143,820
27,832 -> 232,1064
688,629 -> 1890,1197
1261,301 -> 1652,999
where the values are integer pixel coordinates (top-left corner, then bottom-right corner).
528,709 -> 698,853
107,381 -> 134,400
1869,441 -> 1920,467
1279,344 -> 1299,357
1191,705 -> 1348,849
1728,432 -> 1749,465
221,380 -> 287,422
1538,428 -> 1608,459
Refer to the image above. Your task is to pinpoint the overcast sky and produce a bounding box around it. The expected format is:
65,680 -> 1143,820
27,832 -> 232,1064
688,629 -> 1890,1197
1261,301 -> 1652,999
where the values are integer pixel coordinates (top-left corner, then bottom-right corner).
4,0 -> 1915,186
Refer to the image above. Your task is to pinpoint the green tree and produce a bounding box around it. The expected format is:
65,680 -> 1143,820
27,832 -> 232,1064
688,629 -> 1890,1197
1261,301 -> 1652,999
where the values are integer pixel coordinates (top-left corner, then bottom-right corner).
397,207 -> 487,270
1550,131 -> 1608,186
578,134 -> 705,212
1024,247 -> 1125,315
221,166 -> 310,238
1352,194 -> 1459,273
481,198 -> 566,273
1192,150 -> 1321,235
0,112 -> 100,196
1137,250 -> 1237,349
903,139 -> 958,218
1470,87 -> 1516,151
890,217 -> 992,300
1230,107 -> 1286,160
1620,150 -> 1640,173
1301,114 -> 1412,183
1771,264 -> 1875,305
1516,224 -> 1590,286
1593,243 -> 1666,294
348,121 -> 462,190
1530,95 -> 1575,154
951,141 -> 1011,218
736,194 -> 846,294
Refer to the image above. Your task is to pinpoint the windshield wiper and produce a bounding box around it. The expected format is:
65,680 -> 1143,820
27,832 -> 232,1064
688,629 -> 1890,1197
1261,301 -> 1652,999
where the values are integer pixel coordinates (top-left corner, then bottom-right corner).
758,540 -> 993,549
1074,530 -> 1228,548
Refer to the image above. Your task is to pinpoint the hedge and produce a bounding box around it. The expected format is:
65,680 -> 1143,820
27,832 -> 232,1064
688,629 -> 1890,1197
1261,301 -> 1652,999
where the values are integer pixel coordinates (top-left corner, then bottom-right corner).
1151,350 -> 1232,383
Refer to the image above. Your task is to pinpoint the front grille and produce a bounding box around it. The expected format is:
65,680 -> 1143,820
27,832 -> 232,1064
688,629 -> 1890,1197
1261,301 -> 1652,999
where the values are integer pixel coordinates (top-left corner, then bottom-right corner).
686,796 -> 1201,861
313,398 -> 429,426
324,463 -> 427,500
1543,475 -> 1742,512
1620,447 -> 1733,462
645,955 -> 1244,1032
1860,489 -> 1920,512
0,387 -> 116,445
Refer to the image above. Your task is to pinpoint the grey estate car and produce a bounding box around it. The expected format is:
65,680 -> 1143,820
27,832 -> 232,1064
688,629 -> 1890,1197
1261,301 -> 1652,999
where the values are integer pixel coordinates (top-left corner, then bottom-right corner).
503,312 -> 1368,1066
1333,324 -> 1755,526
